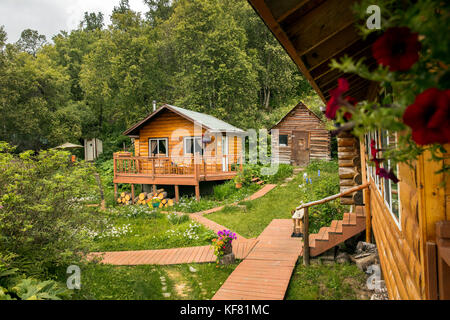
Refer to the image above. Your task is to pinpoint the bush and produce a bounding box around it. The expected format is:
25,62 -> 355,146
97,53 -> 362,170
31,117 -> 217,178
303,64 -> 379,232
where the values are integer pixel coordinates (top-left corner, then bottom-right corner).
301,160 -> 347,233
0,142 -> 101,277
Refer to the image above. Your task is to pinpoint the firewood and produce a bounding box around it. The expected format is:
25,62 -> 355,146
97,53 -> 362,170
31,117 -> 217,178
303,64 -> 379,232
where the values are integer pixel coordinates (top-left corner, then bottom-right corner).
138,192 -> 147,201
120,192 -> 126,198
125,194 -> 131,201
157,192 -> 168,200
167,199 -> 174,207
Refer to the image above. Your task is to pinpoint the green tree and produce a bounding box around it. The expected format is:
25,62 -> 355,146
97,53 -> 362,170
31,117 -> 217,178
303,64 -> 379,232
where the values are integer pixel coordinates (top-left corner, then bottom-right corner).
79,11 -> 104,31
16,29 -> 47,56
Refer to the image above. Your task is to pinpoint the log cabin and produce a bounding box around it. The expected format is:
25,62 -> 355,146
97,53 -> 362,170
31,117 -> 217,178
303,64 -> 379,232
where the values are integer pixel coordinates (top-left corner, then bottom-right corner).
115,104 -> 245,201
271,102 -> 330,166
248,0 -> 449,299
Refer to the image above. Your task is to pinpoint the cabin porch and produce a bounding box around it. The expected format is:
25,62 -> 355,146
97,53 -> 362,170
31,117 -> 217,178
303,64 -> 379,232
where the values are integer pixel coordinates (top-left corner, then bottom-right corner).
113,152 -> 242,201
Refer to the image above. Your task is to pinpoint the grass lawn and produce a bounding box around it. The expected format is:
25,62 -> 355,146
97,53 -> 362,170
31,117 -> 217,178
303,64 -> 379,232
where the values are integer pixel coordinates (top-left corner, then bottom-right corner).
207,160 -> 347,237
285,262 -> 369,300
89,208 -> 215,252
72,262 -> 237,300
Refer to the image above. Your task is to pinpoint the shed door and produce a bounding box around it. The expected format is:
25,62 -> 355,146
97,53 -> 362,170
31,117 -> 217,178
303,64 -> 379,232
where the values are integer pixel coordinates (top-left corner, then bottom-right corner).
292,131 -> 310,166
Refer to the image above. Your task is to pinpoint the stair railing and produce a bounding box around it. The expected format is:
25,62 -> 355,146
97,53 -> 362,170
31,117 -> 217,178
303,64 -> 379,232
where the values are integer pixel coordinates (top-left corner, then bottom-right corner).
292,182 -> 370,266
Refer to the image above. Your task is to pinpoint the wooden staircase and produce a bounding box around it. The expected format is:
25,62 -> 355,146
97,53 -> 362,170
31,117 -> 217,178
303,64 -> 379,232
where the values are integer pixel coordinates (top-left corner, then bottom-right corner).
307,206 -> 366,257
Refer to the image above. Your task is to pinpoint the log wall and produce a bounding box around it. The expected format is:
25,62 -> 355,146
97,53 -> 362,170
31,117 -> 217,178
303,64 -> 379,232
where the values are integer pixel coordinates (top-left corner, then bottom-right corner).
361,137 -> 449,300
271,102 -> 330,164
338,131 -> 362,205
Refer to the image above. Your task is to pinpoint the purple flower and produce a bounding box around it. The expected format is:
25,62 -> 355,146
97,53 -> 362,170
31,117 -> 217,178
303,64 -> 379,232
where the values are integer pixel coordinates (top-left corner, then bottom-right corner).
0,205 -> 3,209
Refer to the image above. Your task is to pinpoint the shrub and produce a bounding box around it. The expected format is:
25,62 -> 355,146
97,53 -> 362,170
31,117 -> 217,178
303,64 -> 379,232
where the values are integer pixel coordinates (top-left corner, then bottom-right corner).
0,142 -> 101,277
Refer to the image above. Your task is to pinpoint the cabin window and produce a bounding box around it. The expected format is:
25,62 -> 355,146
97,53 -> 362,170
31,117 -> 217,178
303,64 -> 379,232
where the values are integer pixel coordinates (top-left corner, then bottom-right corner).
279,135 -> 288,146
148,138 -> 168,157
365,131 -> 401,228
184,137 -> 203,155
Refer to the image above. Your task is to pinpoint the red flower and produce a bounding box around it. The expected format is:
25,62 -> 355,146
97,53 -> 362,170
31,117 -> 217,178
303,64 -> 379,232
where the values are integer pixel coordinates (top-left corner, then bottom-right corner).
372,27 -> 421,71
326,78 -> 349,119
343,96 -> 358,120
378,168 -> 400,184
403,88 -> 450,145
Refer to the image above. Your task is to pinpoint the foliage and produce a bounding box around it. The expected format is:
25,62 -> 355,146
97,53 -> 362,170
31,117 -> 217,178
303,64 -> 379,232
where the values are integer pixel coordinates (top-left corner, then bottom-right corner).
0,0 -> 315,153
68,262 -> 236,300
0,264 -> 71,300
90,206 -> 215,251
328,0 -> 449,170
0,142 -> 100,277
286,263 -> 368,300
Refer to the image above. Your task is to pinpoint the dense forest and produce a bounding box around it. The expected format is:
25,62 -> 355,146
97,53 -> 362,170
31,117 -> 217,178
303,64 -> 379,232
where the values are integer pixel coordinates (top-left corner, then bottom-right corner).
0,0 -> 320,153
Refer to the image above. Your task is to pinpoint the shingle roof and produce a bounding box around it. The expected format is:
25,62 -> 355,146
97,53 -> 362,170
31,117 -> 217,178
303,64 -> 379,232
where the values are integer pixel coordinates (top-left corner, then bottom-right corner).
123,104 -> 245,136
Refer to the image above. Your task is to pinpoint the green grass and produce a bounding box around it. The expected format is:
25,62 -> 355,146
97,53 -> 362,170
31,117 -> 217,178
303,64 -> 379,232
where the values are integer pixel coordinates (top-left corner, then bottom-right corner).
89,208 -> 215,252
285,262 -> 368,300
71,262 -> 237,300
207,160 -> 348,237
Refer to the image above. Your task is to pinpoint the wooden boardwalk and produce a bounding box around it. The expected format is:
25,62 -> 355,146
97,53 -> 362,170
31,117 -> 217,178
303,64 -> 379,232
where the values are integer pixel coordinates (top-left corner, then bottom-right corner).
88,239 -> 258,266
212,219 -> 302,300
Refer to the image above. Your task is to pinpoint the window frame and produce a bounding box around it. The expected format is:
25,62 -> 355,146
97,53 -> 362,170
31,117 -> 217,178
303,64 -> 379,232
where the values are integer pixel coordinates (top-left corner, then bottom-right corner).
148,137 -> 169,157
183,136 -> 203,155
279,134 -> 288,147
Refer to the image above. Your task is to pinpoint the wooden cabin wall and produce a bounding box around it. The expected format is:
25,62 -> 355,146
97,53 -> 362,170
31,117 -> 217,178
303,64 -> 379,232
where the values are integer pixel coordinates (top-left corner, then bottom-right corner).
361,139 -> 424,299
271,103 -> 330,164
338,131 -> 362,205
137,109 -> 205,158
361,140 -> 450,299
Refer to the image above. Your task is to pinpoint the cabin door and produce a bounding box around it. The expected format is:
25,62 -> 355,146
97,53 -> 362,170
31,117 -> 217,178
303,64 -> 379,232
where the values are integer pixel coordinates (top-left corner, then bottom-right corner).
292,131 -> 310,166
222,136 -> 229,172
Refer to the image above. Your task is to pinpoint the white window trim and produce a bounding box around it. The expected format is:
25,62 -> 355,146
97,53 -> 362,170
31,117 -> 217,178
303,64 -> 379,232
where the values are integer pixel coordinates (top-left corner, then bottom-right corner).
148,138 -> 168,157
183,136 -> 203,155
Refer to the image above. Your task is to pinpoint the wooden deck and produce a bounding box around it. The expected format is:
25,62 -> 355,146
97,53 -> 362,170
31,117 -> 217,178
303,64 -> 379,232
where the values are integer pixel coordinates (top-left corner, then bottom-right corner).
88,239 -> 258,265
113,153 -> 240,186
212,219 -> 302,300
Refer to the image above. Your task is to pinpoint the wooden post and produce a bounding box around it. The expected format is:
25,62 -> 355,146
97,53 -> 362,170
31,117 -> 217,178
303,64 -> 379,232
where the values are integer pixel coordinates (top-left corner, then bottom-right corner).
364,187 -> 371,243
152,158 -> 155,179
131,184 -> 135,203
195,184 -> 200,201
239,152 -> 243,171
114,183 -> 118,201
152,184 -> 156,194
303,207 -> 310,266
175,185 -> 180,203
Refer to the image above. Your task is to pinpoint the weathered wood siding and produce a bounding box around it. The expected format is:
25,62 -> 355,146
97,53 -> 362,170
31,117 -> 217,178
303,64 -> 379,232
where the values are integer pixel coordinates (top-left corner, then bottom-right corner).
271,102 -> 330,164
361,138 -> 449,300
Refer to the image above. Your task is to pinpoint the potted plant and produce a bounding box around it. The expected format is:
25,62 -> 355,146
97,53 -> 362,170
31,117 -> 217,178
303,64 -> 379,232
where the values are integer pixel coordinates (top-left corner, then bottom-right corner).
150,197 -> 161,208
211,229 -> 237,264
234,173 -> 243,189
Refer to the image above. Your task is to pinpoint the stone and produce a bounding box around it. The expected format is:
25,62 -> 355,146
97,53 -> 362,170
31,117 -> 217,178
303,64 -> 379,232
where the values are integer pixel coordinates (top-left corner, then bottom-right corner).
320,247 -> 336,261
356,241 -> 377,254
350,252 -> 378,271
219,253 -> 235,265
335,251 -> 350,264
189,266 -> 197,273
162,292 -> 171,298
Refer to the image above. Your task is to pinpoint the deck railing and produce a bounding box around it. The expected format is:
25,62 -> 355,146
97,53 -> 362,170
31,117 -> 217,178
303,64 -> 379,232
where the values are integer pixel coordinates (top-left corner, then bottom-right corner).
292,182 -> 370,266
113,153 -> 242,179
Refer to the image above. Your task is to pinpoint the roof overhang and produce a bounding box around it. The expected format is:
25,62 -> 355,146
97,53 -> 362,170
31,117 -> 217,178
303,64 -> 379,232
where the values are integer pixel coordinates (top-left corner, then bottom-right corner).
247,0 -> 379,103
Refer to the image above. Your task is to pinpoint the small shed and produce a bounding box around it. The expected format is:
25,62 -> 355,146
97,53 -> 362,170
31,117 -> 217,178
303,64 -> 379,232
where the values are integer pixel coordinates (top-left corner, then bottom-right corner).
84,138 -> 103,161
270,102 -> 330,166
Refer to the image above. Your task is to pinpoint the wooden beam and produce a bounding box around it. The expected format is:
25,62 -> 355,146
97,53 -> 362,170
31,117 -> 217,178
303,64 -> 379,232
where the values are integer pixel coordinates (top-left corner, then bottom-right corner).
131,184 -> 135,203
275,0 -> 309,23
365,187 -> 371,243
175,185 -> 180,203
286,0 -> 356,56
248,0 -> 326,102
303,206 -> 310,266
195,184 -> 200,201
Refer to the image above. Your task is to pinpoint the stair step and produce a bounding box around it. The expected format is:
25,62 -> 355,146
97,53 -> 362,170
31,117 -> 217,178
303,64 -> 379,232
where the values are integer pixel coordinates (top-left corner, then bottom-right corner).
350,212 -> 357,225
343,212 -> 351,225
329,220 -> 339,233
336,220 -> 343,233
355,205 -> 365,217
317,227 -> 330,241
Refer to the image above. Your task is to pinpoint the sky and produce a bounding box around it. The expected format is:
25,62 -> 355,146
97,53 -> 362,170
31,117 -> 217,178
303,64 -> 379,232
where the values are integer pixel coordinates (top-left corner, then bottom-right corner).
0,0 -> 149,43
